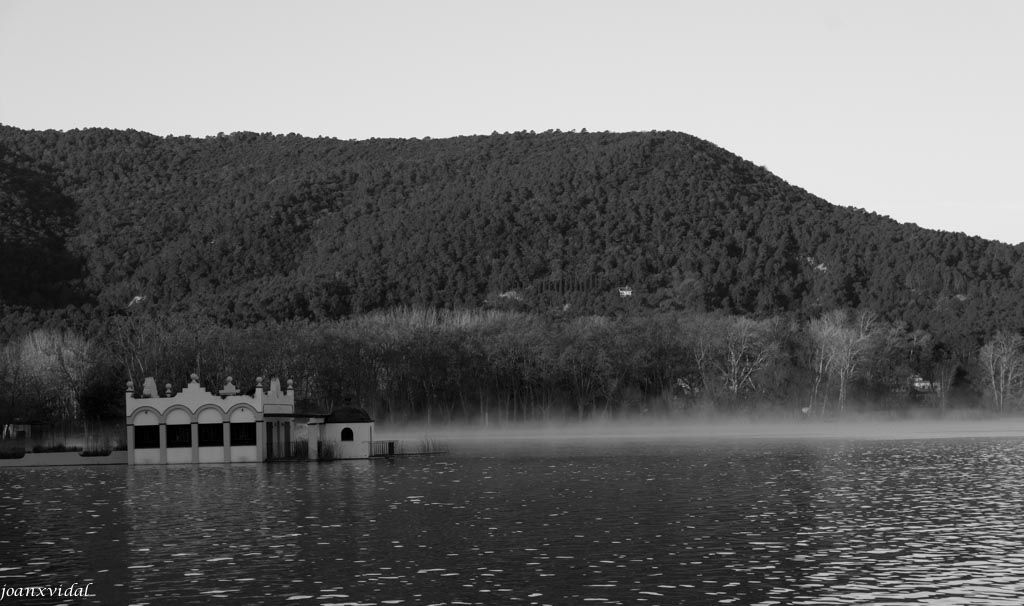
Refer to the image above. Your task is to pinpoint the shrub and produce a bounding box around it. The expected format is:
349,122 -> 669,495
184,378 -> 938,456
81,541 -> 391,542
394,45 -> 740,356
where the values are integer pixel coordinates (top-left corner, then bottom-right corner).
31,444 -> 83,454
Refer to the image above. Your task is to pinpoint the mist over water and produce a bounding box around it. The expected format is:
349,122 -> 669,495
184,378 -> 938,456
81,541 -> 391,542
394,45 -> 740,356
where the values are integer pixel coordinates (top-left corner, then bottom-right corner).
379,415 -> 1024,445
3,429 -> 1024,605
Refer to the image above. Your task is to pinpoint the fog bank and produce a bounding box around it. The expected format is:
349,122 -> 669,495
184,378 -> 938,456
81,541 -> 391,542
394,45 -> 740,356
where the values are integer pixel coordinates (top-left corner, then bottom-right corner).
378,415 -> 1024,444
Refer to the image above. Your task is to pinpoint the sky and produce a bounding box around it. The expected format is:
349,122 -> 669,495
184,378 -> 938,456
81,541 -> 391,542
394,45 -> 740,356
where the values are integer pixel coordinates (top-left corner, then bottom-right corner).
0,0 -> 1020,244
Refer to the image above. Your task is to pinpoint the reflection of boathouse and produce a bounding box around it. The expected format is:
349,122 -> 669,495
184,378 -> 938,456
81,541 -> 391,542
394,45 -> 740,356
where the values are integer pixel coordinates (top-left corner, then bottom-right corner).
124,374 -> 374,465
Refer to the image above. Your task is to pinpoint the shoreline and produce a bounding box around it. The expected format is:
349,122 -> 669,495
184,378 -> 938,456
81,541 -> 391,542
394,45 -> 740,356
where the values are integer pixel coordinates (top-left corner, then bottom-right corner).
377,417 -> 1024,443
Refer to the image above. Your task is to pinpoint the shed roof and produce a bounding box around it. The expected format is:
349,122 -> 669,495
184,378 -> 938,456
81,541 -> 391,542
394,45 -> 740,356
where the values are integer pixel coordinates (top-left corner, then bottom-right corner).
324,407 -> 374,423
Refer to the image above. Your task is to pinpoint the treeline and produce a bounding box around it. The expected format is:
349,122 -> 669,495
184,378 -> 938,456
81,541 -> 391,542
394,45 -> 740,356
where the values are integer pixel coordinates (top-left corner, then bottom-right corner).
3,308 -> 1020,428
1,126 -> 1023,348
2,126 -> 1023,425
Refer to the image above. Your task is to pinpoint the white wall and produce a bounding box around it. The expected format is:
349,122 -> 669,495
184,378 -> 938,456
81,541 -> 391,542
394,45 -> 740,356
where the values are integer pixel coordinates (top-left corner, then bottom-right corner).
166,448 -> 192,464
134,448 -> 161,465
230,445 -> 259,462
321,423 -> 373,459
198,446 -> 225,463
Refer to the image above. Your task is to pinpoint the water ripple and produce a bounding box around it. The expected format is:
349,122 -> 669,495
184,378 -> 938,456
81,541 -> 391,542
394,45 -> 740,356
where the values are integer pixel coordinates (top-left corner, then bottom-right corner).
2,438 -> 1024,604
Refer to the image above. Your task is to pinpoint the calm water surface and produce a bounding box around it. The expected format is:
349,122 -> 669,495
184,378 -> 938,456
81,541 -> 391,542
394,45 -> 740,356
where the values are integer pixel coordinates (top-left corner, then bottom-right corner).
2,435 -> 1024,605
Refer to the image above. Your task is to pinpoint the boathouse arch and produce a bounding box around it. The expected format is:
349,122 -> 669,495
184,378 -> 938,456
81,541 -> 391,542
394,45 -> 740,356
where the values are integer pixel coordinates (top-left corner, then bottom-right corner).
164,405 -> 195,425
129,407 -> 162,426
227,403 -> 258,422
196,405 -> 228,423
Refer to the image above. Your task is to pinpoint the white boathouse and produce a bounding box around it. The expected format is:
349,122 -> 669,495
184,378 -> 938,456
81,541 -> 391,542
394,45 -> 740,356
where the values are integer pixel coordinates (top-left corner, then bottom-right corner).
124,374 -> 374,465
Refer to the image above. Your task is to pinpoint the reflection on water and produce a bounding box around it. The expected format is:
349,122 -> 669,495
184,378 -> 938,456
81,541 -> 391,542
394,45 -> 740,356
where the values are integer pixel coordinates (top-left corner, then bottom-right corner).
1,437 -> 1024,605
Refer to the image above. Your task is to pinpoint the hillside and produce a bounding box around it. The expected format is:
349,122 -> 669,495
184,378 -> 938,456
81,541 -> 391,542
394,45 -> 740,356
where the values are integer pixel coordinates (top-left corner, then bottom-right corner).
1,125 -> 1022,344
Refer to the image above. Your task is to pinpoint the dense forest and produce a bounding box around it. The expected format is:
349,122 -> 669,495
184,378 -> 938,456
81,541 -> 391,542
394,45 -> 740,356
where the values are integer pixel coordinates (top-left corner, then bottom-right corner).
1,125 -> 1022,428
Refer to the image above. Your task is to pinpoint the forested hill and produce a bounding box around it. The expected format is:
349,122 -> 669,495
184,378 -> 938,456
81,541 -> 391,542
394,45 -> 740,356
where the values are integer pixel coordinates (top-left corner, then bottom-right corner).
1,125 -> 1022,342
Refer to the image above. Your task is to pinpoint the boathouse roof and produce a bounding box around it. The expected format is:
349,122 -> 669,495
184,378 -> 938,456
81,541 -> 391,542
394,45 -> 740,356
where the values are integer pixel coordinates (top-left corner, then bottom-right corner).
324,406 -> 374,424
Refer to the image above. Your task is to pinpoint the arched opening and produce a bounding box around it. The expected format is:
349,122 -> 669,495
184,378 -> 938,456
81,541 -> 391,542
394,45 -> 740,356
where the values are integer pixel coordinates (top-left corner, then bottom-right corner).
197,406 -> 225,447
229,406 -> 258,446
341,427 -> 354,442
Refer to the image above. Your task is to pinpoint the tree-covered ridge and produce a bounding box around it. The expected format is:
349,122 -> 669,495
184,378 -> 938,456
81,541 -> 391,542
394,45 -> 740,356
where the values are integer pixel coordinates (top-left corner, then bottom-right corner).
0,142 -> 86,308
0,125 -> 1021,346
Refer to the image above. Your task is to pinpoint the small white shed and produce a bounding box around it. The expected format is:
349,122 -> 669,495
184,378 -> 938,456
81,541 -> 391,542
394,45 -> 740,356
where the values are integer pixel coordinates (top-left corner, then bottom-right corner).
319,407 -> 375,459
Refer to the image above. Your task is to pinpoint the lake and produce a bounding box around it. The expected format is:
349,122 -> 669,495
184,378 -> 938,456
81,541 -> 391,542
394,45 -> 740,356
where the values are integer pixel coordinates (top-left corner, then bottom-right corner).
2,427 -> 1024,605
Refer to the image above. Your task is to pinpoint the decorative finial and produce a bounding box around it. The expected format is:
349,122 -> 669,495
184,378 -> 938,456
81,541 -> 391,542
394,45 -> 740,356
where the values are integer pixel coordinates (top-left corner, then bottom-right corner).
256,376 -> 264,388
286,378 -> 294,391
126,379 -> 134,393
165,383 -> 172,397
190,373 -> 199,383
218,375 -> 239,396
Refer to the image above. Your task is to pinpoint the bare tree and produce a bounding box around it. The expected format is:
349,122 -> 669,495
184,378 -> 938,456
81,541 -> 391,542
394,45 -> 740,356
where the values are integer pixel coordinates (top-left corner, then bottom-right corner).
977,332 -> 1024,412
807,310 -> 843,415
0,341 -> 32,424
687,314 -> 779,405
931,340 -> 972,411
5,330 -> 96,430
807,309 -> 881,415
716,317 -> 779,397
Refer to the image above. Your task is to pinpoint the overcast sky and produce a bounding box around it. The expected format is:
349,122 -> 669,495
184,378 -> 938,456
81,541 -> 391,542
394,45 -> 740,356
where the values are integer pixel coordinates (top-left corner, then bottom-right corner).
1,0 -> 1020,244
